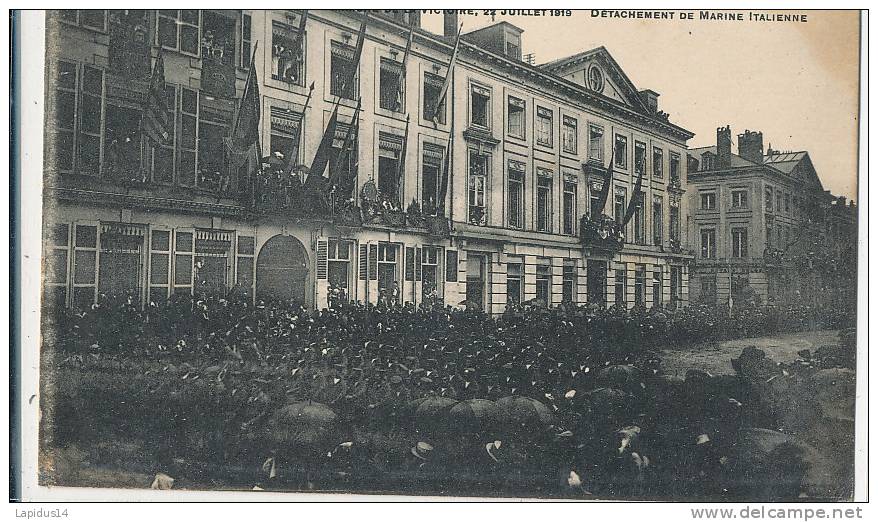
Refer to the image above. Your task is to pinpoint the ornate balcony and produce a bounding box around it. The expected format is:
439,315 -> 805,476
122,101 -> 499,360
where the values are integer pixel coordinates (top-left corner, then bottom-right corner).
252,160 -> 331,218
579,214 -> 624,252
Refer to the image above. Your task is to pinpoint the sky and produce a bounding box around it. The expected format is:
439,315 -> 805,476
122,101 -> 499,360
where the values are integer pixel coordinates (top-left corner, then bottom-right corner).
421,10 -> 861,199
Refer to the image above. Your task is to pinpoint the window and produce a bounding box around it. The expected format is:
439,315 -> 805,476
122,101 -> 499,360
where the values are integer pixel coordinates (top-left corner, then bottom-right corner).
562,261 -> 577,303
148,229 -> 171,304
588,125 -> 604,161
422,144 -> 444,215
507,260 -> 523,305
765,186 -> 773,211
72,224 -> 99,309
701,229 -> 716,259
45,224 -> 71,309
236,235 -> 255,291
269,107 -> 303,164
536,169 -> 553,232
777,193 -> 783,214
562,116 -> 578,154
329,121 -> 357,195
98,224 -> 146,301
328,239 -> 352,300
241,13 -> 252,69
700,192 -> 716,210
272,21 -> 305,85
732,227 -> 748,258
330,41 -> 357,99
614,267 -> 626,308
379,58 -> 404,112
378,132 -> 403,206
670,202 -> 681,243
78,66 -> 104,176
535,106 -> 553,147
731,189 -> 748,209
445,250 -> 458,282
173,230 -> 194,295
505,32 -> 521,60
669,152 -> 680,183
53,61 -> 78,172
150,85 -> 177,183
701,152 -> 714,171
700,276 -> 717,304
634,264 -> 646,306
563,177 -> 577,235
193,92 -> 233,192
614,134 -> 628,169
633,196 -> 645,244
784,193 -> 790,213
201,11 -> 236,66
634,141 -> 646,176
614,188 -> 626,225
470,84 -> 490,128
766,220 -> 773,249
422,247 -> 443,301
507,161 -> 525,229
507,96 -> 525,138
423,72 -> 446,124
194,231 -> 232,294
61,10 -> 108,31
652,196 -> 663,245
536,260 -> 552,305
652,267 -> 663,307
468,151 -> 488,225
378,243 -> 399,304
670,266 -> 682,309
589,183 -> 603,218
652,147 -> 664,178
466,254 -> 486,310
587,260 -> 607,307
157,10 -> 200,55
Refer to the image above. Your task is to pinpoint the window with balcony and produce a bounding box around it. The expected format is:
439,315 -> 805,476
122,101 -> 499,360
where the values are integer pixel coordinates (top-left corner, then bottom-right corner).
468,151 -> 488,225
563,178 -> 577,235
535,106 -> 553,147
634,141 -> 646,176
701,228 -> 716,259
507,96 -> 525,139
588,125 -> 604,162
614,134 -> 628,169
652,196 -> 663,245
614,188 -> 626,225
379,58 -> 404,112
653,147 -> 664,178
589,184 -> 603,218
670,202 -> 681,244
507,161 -> 525,229
562,116 -> 578,154
422,144 -> 444,215
732,227 -> 748,258
272,21 -> 305,85
330,41 -> 357,99
157,10 -> 200,55
377,132 -> 403,206
423,72 -> 446,124
269,107 -> 303,164
536,169 -> 553,232
470,84 -> 491,128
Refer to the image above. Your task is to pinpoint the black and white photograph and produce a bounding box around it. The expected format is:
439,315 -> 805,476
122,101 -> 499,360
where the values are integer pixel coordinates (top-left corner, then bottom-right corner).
9,6 -> 868,506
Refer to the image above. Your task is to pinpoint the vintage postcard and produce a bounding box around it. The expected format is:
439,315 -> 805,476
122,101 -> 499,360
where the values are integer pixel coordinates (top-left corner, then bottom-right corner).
12,7 -> 866,504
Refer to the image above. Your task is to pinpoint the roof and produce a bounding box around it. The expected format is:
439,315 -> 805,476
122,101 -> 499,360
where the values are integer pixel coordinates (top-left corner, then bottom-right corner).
763,151 -> 808,174
538,47 -> 604,71
462,20 -> 525,37
688,146 -> 760,169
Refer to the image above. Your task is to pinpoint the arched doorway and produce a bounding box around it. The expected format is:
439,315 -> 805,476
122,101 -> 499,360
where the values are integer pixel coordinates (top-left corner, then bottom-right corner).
256,235 -> 309,304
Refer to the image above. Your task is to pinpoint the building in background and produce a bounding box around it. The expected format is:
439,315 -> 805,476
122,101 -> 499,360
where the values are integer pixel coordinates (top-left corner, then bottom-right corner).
686,126 -> 857,308
42,9 -> 695,315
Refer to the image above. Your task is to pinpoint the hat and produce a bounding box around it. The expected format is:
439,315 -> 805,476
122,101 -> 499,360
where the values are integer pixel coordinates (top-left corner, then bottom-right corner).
411,441 -> 434,460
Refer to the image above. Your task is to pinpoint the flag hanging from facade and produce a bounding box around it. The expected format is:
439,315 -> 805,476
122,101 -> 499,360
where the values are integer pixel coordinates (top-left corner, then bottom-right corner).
437,120 -> 454,212
108,10 -> 151,80
227,44 -> 261,159
395,114 -> 410,188
621,168 -> 645,226
595,149 -> 615,217
432,23 -> 462,124
306,102 -> 341,190
328,98 -> 361,194
339,17 -> 368,99
141,49 -> 171,145
394,22 -> 414,112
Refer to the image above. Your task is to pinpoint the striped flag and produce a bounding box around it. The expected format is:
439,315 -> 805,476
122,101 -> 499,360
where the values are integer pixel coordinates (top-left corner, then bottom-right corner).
228,43 -> 261,156
621,167 -> 645,226
305,102 -> 341,191
432,23 -> 463,124
141,50 -> 171,145
594,148 -> 615,217
395,114 -> 410,189
328,97 -> 361,193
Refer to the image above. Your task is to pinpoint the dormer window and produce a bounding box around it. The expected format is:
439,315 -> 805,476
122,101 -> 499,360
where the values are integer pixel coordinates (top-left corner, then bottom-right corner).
504,31 -> 521,60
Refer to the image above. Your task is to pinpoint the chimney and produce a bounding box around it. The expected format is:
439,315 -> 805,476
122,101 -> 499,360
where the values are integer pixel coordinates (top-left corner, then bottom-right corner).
444,12 -> 459,37
716,126 -> 732,169
639,89 -> 659,113
738,130 -> 764,164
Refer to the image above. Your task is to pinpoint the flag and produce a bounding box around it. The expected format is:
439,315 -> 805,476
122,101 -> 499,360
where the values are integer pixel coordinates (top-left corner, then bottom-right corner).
437,120 -> 454,212
306,102 -> 341,190
395,22 -> 414,111
228,43 -> 261,157
328,98 -> 361,193
594,149 -> 615,218
395,114 -> 410,188
141,49 -> 171,145
432,23 -> 462,124
338,17 -> 367,99
621,167 -> 645,226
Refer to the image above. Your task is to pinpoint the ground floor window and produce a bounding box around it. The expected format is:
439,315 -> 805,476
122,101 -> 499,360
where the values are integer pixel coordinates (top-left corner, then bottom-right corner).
466,253 -> 487,310
328,239 -> 353,305
670,265 -> 682,309
562,261 -> 576,303
378,242 -> 400,305
700,274 -> 717,304
652,267 -> 663,307
506,259 -> 523,305
634,264 -> 646,306
422,246 -> 443,302
236,236 -> 255,293
45,224 -> 71,310
536,259 -> 552,306
587,260 -> 607,307
98,224 -> 146,301
194,231 -> 233,295
614,267 -> 627,308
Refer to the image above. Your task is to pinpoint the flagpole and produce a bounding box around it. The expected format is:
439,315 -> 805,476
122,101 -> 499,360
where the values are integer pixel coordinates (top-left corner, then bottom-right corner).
286,81 -> 315,172
233,41 -> 259,137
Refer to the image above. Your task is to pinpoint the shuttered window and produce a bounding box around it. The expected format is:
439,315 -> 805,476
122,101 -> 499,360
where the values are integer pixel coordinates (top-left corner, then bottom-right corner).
359,244 -> 368,281
369,244 -> 378,280
405,246 -> 415,281
445,250 -> 458,282
316,239 -> 328,280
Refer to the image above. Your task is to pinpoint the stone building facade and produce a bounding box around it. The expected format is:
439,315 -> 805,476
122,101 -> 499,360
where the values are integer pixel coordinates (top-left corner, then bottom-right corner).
42,9 -> 695,314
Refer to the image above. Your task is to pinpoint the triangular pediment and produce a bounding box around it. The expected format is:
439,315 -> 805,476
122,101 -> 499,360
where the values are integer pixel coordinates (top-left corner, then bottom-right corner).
540,47 -> 651,114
